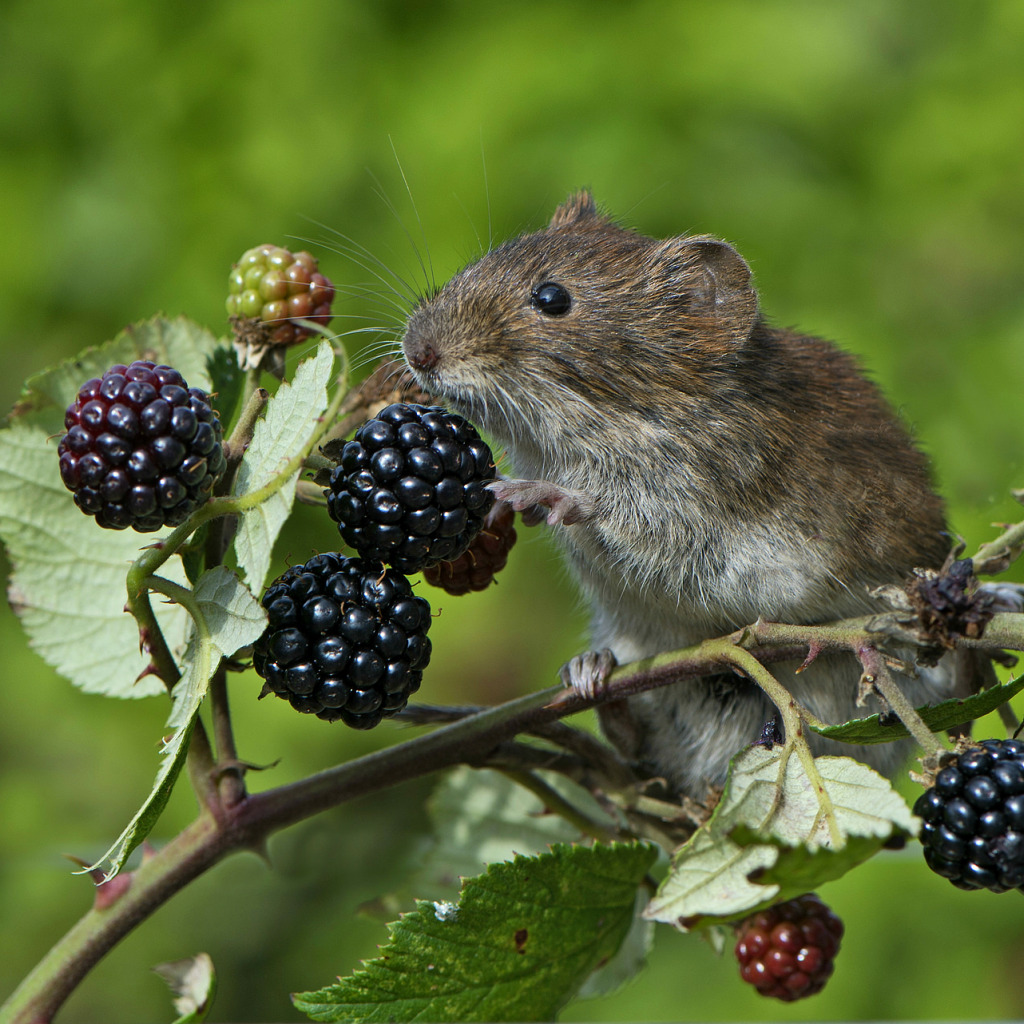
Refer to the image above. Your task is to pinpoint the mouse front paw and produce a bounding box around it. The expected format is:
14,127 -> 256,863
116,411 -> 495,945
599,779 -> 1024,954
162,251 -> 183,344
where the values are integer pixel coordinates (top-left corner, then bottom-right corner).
487,478 -> 593,526
560,648 -> 617,700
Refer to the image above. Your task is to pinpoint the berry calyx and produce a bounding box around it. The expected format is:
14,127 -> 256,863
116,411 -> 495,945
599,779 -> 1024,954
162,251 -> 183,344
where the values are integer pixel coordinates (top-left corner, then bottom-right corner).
734,893 -> 843,1002
226,244 -> 335,347
915,738 -> 1024,892
325,403 -> 496,574
57,360 -> 226,532
252,553 -> 432,728
423,500 -> 517,595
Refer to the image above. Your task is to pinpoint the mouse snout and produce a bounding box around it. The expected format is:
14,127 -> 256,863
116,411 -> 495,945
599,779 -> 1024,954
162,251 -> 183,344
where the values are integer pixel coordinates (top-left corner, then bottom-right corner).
402,324 -> 439,372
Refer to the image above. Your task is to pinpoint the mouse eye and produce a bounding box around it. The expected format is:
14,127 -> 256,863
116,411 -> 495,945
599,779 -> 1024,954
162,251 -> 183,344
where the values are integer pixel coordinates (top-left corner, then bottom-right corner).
530,281 -> 572,316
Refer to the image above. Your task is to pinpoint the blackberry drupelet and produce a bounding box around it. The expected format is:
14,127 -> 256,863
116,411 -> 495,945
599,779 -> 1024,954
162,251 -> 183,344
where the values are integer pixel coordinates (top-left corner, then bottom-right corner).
423,501 -> 517,595
325,403 -> 496,574
57,360 -> 226,532
226,244 -> 335,346
915,738 -> 1024,892
734,893 -> 843,1002
253,552 -> 432,728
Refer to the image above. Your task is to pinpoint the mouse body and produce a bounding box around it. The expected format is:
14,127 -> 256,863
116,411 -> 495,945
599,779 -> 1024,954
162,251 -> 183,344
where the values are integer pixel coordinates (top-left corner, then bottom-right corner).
401,191 -> 954,798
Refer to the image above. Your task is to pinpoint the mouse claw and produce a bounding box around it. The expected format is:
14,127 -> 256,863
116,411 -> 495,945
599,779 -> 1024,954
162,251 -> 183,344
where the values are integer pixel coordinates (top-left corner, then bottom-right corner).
487,478 -> 592,526
560,648 -> 617,701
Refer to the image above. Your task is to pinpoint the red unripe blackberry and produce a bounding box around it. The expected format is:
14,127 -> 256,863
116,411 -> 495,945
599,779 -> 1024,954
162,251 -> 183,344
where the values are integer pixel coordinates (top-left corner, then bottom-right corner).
915,738 -> 1024,892
325,403 -> 496,574
226,244 -> 335,346
253,553 -> 432,728
734,893 -> 843,1002
423,501 -> 517,595
57,360 -> 226,532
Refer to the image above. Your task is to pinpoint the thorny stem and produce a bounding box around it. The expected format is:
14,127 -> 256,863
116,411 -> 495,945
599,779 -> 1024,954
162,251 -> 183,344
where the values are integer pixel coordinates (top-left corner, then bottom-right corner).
718,642 -> 844,847
8,609 -> 1024,1024
858,646 -> 946,758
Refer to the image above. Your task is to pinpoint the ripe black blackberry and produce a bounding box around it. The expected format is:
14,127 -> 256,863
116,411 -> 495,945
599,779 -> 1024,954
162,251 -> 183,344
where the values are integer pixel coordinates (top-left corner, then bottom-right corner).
734,894 -> 843,1002
914,738 -> 1024,892
325,403 -> 496,574
253,552 -> 432,728
57,360 -> 226,532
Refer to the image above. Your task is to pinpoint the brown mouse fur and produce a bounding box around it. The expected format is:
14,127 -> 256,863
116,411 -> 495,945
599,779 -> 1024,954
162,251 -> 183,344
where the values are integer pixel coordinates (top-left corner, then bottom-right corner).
402,191 -> 953,798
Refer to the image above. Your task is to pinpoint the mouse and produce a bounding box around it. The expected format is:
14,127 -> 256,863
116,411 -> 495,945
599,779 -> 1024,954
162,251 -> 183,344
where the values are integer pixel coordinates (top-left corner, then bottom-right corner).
400,190 -> 957,800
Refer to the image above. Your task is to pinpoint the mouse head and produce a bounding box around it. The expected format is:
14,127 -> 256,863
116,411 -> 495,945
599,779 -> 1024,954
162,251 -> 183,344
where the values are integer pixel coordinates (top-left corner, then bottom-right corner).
402,191 -> 760,447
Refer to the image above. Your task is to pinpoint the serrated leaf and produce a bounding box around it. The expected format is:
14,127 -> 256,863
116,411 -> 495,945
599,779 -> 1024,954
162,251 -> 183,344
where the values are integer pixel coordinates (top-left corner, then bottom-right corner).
811,673 -> 1024,744
293,842 -> 657,1023
644,747 -> 916,929
405,768 -> 648,1003
12,316 -> 226,427
95,567 -> 265,876
233,341 -> 335,592
153,952 -> 217,1023
410,767 -> 616,901
0,318 -> 236,698
0,421 -> 186,697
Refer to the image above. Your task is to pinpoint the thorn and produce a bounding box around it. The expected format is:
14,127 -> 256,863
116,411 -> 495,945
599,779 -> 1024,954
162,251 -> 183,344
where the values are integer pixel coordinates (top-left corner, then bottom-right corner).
135,662 -> 160,684
795,641 -> 823,674
64,854 -> 134,910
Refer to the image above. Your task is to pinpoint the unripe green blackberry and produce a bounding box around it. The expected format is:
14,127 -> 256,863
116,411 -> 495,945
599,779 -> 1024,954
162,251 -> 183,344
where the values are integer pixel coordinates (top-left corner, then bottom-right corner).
734,894 -> 843,1002
226,244 -> 335,346
915,738 -> 1024,892
253,553 -> 432,728
325,403 -> 496,574
57,360 -> 226,532
423,501 -> 517,595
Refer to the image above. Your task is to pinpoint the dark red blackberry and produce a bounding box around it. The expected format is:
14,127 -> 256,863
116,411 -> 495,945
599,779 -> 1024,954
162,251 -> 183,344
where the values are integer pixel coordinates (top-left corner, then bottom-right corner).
423,501 -> 517,595
57,360 -> 226,532
252,553 -> 432,728
914,738 -> 1024,892
325,403 -> 496,574
734,893 -> 843,1002
226,244 -> 335,346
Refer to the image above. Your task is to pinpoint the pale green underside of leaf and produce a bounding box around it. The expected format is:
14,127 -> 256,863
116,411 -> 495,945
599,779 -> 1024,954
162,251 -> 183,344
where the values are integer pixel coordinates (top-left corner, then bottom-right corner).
0,317 -> 234,698
94,567 -> 265,877
644,747 -> 916,929
0,421 -> 186,697
293,842 -> 657,1023
233,341 -> 335,592
14,316 -> 223,425
153,952 -> 217,1024
811,672 -> 1024,744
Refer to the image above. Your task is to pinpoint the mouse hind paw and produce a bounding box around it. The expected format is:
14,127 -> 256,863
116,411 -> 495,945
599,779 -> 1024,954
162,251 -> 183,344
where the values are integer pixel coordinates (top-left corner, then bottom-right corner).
560,648 -> 617,700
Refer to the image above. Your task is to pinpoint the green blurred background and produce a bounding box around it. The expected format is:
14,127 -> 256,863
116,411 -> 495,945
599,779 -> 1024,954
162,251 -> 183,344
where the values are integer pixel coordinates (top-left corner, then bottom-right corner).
3,1 -> 1024,1020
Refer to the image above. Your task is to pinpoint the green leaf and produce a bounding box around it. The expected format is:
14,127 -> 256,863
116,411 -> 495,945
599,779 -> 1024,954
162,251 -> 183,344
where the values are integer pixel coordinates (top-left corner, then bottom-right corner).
0,318 -> 235,698
93,567 -> 265,877
811,673 -> 1024,744
153,952 -> 217,1023
0,420 -> 187,697
292,842 -> 657,1023
409,767 -> 616,901
643,747 -> 916,929
233,341 -> 335,592
12,316 -> 226,429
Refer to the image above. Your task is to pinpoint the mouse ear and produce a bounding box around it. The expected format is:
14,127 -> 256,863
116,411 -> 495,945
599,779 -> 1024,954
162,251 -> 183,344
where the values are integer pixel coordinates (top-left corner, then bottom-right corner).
549,191 -> 607,231
655,235 -> 758,335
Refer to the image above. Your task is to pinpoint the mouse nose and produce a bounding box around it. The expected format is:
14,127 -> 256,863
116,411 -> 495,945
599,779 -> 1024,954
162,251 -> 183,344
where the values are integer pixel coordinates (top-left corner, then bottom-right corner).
402,324 -> 439,371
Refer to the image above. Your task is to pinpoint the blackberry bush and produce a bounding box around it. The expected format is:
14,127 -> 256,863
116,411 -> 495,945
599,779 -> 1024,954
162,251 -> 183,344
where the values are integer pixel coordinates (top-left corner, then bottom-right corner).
226,244 -> 335,346
915,738 -> 1024,892
253,552 -> 432,729
734,893 -> 843,1002
57,360 -> 226,532
325,403 -> 496,574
